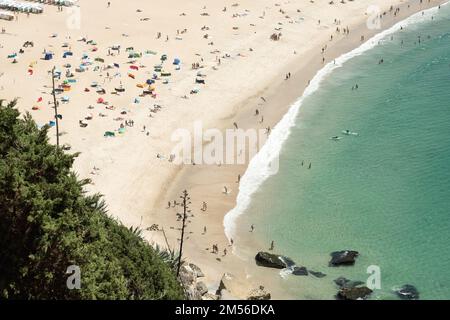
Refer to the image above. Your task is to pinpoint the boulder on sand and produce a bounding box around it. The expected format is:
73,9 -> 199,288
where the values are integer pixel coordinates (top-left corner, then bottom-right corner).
255,252 -> 294,269
329,250 -> 359,266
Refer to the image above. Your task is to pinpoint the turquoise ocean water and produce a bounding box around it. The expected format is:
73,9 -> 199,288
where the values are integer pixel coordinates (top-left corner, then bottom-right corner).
231,4 -> 450,299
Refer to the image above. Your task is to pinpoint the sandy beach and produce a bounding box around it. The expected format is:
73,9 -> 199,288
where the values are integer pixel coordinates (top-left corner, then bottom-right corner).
0,0 -> 445,299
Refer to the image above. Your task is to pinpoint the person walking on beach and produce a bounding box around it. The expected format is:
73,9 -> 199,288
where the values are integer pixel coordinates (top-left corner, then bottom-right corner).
250,224 -> 255,232
204,226 -> 207,234
269,241 -> 275,251
236,174 -> 241,183
201,201 -> 207,212
223,248 -> 227,256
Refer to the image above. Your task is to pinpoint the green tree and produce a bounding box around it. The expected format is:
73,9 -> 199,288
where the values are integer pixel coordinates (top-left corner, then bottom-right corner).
0,100 -> 184,299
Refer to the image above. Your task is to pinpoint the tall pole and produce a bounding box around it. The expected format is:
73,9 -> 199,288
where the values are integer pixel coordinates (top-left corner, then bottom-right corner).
51,67 -> 60,149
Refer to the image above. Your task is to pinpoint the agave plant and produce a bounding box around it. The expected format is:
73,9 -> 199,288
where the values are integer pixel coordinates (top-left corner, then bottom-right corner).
152,243 -> 185,273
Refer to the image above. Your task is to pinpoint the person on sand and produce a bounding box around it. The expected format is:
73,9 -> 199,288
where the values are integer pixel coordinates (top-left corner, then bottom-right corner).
201,201 -> 207,212
167,201 -> 171,209
204,226 -> 207,234
223,248 -> 227,256
107,1 -> 110,8
269,241 -> 275,251
230,238 -> 234,246
236,174 -> 241,183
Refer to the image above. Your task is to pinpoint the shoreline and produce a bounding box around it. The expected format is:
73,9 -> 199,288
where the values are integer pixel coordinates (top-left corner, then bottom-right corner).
159,0 -> 448,299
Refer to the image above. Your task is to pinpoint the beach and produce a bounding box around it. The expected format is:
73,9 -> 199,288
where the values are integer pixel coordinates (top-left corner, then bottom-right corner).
0,0 -> 446,299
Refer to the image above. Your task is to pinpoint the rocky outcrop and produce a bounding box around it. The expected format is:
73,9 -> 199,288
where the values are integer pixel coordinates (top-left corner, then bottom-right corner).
255,252 -> 294,269
394,284 -> 419,300
329,250 -> 359,266
188,263 -> 205,278
247,286 -> 271,300
196,281 -> 208,296
337,286 -> 373,300
179,263 -> 210,300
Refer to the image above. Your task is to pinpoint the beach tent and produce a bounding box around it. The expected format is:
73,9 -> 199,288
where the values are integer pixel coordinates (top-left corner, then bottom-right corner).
44,53 -> 53,60
130,65 -> 139,71
63,51 -> 73,58
146,79 -> 155,85
173,58 -> 180,65
114,63 -> 120,68
104,131 -> 115,137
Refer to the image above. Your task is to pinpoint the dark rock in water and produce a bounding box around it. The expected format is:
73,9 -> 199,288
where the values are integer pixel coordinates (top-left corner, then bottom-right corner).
255,252 -> 293,269
395,284 -> 419,300
334,277 -> 364,289
310,271 -> 327,278
292,266 -> 308,276
281,256 -> 296,268
337,286 -> 373,300
330,250 -> 359,266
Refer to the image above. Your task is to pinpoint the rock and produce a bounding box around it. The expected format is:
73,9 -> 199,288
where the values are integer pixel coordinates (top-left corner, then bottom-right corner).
292,266 -> 308,276
202,293 -> 219,300
329,250 -> 359,266
179,264 -> 196,288
184,285 -> 203,300
195,281 -> 208,296
255,252 -> 293,269
334,277 -> 365,289
188,263 -> 205,278
337,286 -> 373,300
309,271 -> 327,278
216,273 -> 253,299
247,286 -> 271,300
394,284 -> 419,300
